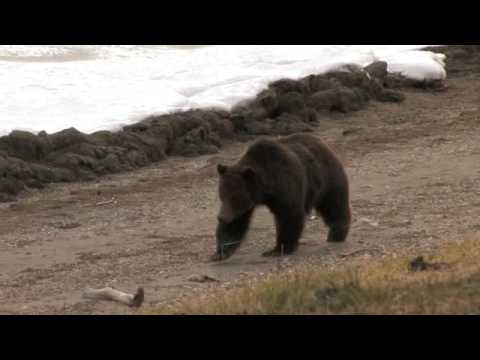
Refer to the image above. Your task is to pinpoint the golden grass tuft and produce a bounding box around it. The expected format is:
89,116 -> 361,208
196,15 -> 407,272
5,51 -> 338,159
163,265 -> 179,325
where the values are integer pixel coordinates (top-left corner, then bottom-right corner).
145,233 -> 480,315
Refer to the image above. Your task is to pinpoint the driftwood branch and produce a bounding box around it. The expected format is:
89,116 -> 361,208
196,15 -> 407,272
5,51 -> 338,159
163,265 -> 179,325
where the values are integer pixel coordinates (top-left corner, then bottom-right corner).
95,197 -> 117,206
83,287 -> 144,307
338,247 -> 383,258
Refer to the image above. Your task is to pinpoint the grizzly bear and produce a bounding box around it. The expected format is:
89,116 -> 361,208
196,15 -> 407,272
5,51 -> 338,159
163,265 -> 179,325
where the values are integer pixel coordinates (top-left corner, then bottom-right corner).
211,133 -> 351,261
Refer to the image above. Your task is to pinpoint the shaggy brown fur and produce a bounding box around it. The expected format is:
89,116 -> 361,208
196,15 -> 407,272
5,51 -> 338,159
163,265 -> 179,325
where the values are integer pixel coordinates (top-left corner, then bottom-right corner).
212,133 -> 351,260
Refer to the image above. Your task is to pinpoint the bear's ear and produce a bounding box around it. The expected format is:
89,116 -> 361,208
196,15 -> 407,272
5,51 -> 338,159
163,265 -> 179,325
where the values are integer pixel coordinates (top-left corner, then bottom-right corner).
242,167 -> 256,183
217,164 -> 228,176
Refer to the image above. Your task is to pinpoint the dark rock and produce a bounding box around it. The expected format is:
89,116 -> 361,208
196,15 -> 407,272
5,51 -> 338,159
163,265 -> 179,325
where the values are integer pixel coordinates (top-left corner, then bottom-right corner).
5,158 -> 35,180
364,61 -> 388,81
99,154 -> 123,172
77,169 -> 97,181
409,256 -> 450,272
57,222 -> 82,230
378,89 -> 405,102
0,177 -> 24,195
269,78 -> 308,95
0,193 -> 16,203
301,75 -> 338,93
126,150 -> 149,167
0,156 -> 10,176
273,113 -> 314,135
187,274 -> 219,283
50,153 -> 97,171
257,89 -> 278,116
276,92 -> 306,115
51,168 -> 76,182
309,87 -> 366,113
170,126 -> 221,157
25,178 -> 46,189
49,127 -> 90,151
29,164 -> 55,182
325,67 -> 371,89
0,130 -> 49,160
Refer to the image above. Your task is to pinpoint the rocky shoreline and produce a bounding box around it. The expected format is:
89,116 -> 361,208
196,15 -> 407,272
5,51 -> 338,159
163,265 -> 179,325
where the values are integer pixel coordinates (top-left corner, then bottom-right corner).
0,45 -> 476,202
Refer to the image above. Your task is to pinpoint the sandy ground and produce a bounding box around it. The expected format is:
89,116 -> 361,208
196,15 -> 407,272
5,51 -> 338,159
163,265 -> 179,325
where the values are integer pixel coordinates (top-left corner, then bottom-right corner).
1,72 -> 480,314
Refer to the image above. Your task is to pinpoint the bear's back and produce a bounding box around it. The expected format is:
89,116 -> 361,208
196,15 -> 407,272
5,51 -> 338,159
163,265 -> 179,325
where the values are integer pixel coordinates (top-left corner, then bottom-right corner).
279,134 -> 344,170
237,137 -> 304,178
239,134 -> 346,183
241,134 -> 336,166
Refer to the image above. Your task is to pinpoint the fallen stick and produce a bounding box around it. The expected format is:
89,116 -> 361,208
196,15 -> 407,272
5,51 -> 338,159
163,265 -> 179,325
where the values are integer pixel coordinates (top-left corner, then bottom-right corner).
338,249 -> 368,258
338,247 -> 382,258
95,197 -> 117,206
83,287 -> 144,308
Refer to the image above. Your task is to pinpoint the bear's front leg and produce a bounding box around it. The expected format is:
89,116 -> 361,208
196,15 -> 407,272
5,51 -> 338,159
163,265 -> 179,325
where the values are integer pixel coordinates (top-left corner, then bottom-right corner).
211,209 -> 254,261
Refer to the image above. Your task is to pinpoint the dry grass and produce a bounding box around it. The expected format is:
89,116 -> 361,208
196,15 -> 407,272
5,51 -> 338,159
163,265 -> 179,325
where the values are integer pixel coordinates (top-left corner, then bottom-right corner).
145,234 -> 480,315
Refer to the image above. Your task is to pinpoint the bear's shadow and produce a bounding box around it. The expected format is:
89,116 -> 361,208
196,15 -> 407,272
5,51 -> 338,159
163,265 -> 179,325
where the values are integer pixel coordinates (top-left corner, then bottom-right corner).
208,240 -> 352,268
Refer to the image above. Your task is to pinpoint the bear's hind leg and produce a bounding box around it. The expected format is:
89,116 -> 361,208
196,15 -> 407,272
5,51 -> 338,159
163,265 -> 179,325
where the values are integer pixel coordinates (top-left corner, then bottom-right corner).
262,210 -> 305,257
316,192 -> 351,243
326,221 -> 350,243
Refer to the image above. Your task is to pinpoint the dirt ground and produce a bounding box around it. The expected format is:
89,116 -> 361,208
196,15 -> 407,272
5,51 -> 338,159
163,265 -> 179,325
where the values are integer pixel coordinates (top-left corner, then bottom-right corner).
1,71 -> 480,314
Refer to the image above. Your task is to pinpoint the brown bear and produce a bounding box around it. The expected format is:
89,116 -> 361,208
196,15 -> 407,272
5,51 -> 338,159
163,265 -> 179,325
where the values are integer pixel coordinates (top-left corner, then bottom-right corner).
211,133 -> 351,261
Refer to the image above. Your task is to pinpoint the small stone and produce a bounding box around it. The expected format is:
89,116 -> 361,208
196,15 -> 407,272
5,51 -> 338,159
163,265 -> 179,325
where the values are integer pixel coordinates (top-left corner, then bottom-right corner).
58,222 -> 81,230
187,274 -> 219,283
357,217 -> 379,227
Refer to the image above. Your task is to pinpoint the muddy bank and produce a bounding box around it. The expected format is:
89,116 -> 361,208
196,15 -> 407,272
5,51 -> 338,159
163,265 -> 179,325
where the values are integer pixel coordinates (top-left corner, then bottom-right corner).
0,45 -> 470,201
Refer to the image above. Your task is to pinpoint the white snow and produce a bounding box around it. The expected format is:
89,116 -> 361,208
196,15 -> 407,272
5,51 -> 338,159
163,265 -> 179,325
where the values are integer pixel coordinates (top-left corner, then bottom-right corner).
0,45 -> 446,136
382,50 -> 447,81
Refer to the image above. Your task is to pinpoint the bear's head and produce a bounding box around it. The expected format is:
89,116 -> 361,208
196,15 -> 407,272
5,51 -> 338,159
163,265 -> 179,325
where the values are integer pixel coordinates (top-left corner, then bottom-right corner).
212,163 -> 258,261
216,164 -> 256,224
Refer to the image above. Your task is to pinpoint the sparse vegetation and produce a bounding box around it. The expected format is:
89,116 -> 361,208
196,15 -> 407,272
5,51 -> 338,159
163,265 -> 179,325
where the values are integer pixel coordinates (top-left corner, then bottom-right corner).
147,234 -> 480,314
